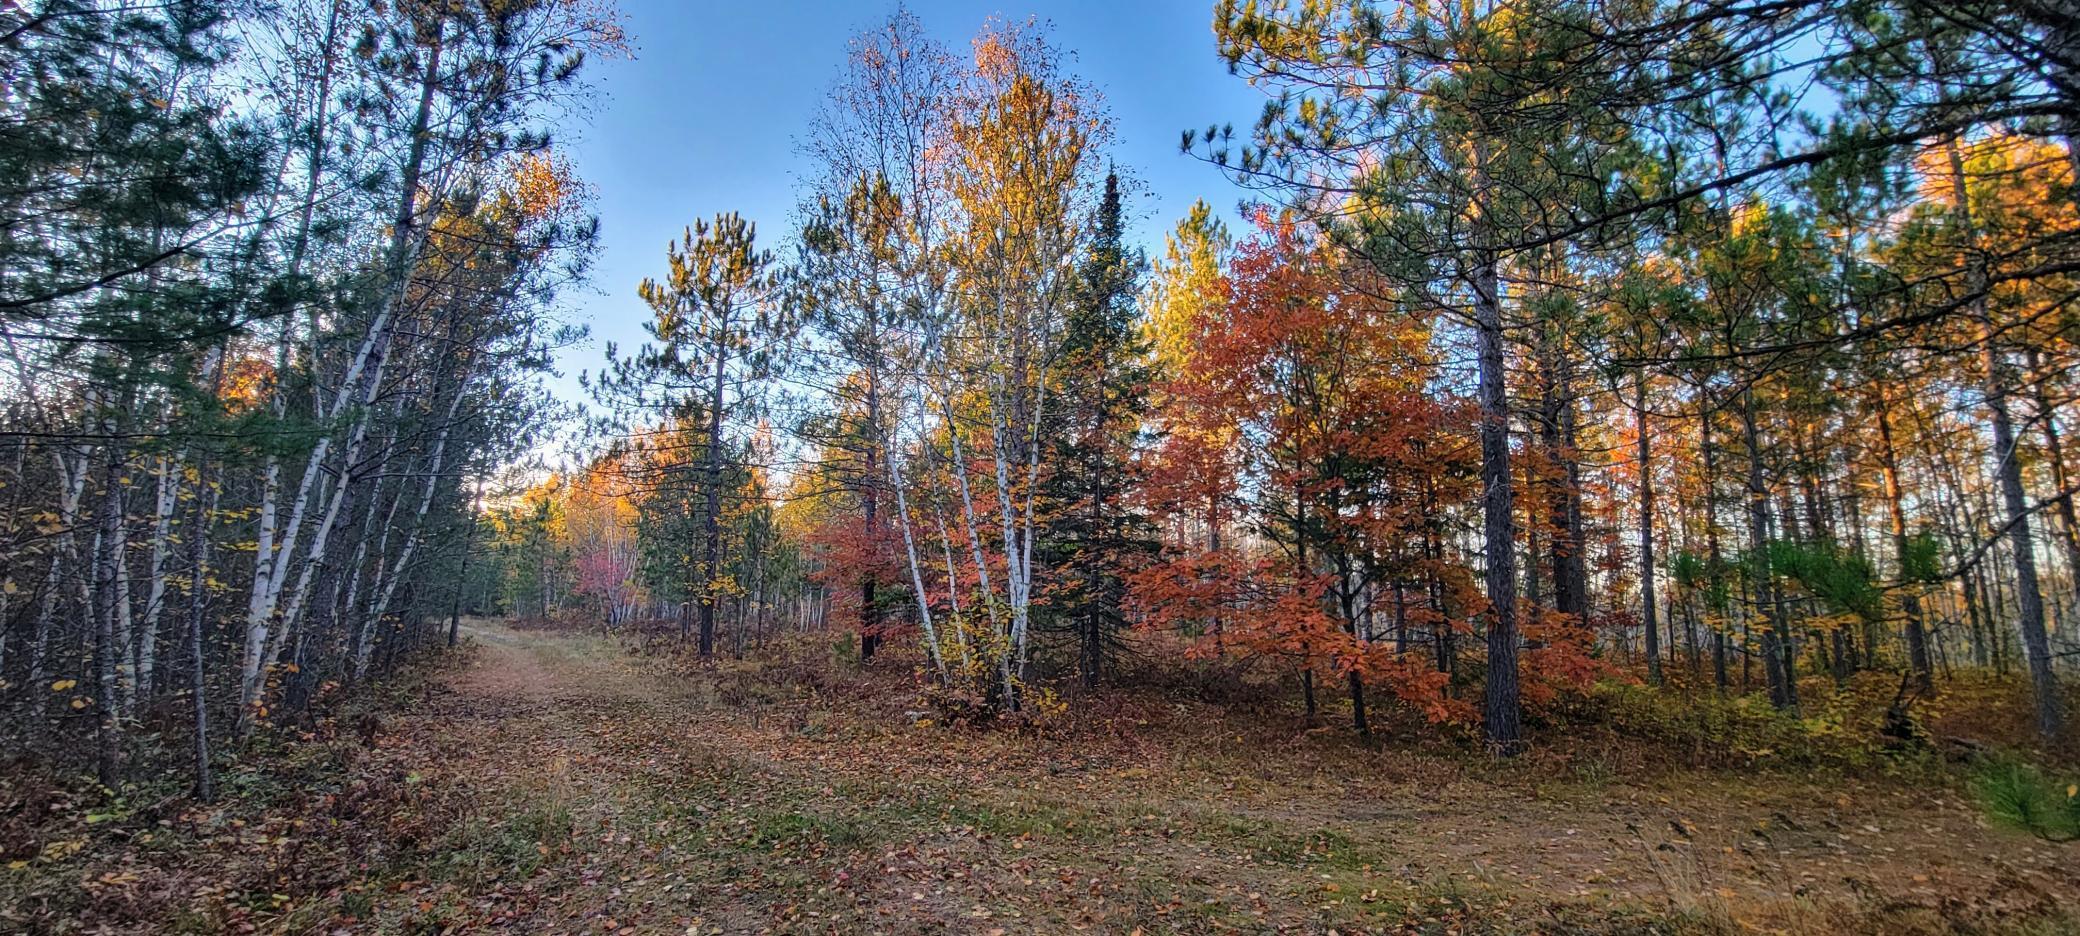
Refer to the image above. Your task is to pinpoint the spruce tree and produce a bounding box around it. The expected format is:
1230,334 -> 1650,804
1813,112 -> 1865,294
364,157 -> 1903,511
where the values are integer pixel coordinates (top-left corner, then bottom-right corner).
1040,172 -> 1157,688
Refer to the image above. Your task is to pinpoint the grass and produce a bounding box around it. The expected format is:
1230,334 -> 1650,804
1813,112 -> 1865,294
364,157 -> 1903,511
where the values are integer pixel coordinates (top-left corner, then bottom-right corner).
9,623 -> 2078,934
426,794 -> 577,883
738,808 -> 876,851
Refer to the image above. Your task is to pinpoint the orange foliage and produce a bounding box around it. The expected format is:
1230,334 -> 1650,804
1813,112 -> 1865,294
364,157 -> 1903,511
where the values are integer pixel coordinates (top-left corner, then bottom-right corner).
217,352 -> 275,415
1129,214 -> 1484,725
804,513 -> 907,637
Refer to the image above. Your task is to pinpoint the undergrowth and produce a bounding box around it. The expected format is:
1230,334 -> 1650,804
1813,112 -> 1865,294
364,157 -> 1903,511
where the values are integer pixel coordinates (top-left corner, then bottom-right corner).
0,644 -> 487,935
1975,757 -> 2080,842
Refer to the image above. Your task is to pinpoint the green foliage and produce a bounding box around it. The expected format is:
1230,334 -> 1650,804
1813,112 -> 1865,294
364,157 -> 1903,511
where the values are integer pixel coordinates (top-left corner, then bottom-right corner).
1767,540 -> 1883,622
1574,679 -> 1936,773
1036,170 -> 1160,685
1974,759 -> 2080,843
1899,530 -> 1944,584
830,631 -> 859,666
1670,549 -> 1732,611
434,798 -> 576,882
738,809 -> 872,852
1,0 -> 267,331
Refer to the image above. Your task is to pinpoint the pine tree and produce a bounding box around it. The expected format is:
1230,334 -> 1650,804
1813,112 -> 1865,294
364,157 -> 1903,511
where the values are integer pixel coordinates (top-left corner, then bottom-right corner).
598,214 -> 781,658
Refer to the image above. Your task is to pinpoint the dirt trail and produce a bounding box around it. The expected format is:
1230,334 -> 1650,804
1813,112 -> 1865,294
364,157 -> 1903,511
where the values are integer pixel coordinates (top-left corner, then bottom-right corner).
359,623 -> 2077,934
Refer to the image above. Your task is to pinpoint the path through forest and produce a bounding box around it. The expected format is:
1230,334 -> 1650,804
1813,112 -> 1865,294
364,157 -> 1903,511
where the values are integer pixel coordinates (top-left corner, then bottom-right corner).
297,621 -> 2077,934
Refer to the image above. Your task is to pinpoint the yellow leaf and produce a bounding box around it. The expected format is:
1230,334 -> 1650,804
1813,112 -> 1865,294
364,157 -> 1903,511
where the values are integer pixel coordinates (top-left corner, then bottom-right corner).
69,697 -> 88,710
2,580 -> 16,595
50,679 -> 76,692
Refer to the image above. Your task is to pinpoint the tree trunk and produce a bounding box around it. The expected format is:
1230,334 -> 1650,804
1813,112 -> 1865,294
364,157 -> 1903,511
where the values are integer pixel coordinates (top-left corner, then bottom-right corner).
186,457 -> 220,802
1348,669 -> 1369,738
698,312 -> 728,660
1982,324 -> 2061,737
92,449 -> 125,788
2027,348 -> 2080,619
1636,373 -> 1661,685
1473,243 -> 1522,749
449,478 -> 483,648
860,376 -> 882,663
1874,390 -> 1934,692
1741,390 -> 1794,711
359,378 -> 469,678
240,24 -> 441,723
880,389 -> 948,677
1949,137 -> 2062,738
135,453 -> 181,707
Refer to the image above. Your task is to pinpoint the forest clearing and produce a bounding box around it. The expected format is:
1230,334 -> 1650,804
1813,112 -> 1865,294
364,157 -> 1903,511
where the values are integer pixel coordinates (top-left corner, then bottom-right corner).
5,619 -> 2076,934
10,0 -> 2080,931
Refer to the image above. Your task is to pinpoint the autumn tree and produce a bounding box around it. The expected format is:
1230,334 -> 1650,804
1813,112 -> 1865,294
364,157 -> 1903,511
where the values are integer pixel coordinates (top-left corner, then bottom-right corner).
1202,0 -> 1652,746
0,0 -> 621,791
1134,216 -> 1481,731
791,8 -> 962,664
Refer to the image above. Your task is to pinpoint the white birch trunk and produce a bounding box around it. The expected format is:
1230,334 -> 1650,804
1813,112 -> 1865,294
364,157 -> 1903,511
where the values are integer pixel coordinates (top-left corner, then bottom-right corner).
357,377 -> 468,678
135,453 -> 180,692
239,21 -> 442,719
927,377 -> 1003,633
877,403 -> 946,675
934,510 -> 972,667
27,449 -> 90,714
239,342 -> 389,719
113,531 -> 134,716
986,398 -> 1027,699
350,477 -> 401,679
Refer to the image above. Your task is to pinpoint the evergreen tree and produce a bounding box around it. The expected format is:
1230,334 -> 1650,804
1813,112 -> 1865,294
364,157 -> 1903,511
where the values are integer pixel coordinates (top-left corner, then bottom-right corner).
596,214 -> 782,657
1039,172 -> 1157,688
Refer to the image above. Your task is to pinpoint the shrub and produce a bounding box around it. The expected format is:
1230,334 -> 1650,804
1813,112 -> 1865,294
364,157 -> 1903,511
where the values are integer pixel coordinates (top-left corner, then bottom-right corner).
1974,758 -> 2080,842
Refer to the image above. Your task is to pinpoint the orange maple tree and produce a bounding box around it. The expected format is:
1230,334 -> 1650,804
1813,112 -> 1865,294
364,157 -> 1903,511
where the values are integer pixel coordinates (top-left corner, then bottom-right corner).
1130,215 -> 1483,729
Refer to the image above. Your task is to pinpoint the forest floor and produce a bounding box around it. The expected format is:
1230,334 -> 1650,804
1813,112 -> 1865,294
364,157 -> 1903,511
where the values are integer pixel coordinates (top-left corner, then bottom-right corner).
8,620 -> 2079,935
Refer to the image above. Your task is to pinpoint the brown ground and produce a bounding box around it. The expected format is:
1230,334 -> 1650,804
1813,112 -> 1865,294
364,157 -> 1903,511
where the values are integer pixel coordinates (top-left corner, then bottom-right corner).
7,621 -> 2076,934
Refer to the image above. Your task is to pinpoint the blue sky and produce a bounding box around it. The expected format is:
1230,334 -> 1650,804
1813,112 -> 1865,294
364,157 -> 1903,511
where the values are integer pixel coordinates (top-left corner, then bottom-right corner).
549,0 -> 1265,424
